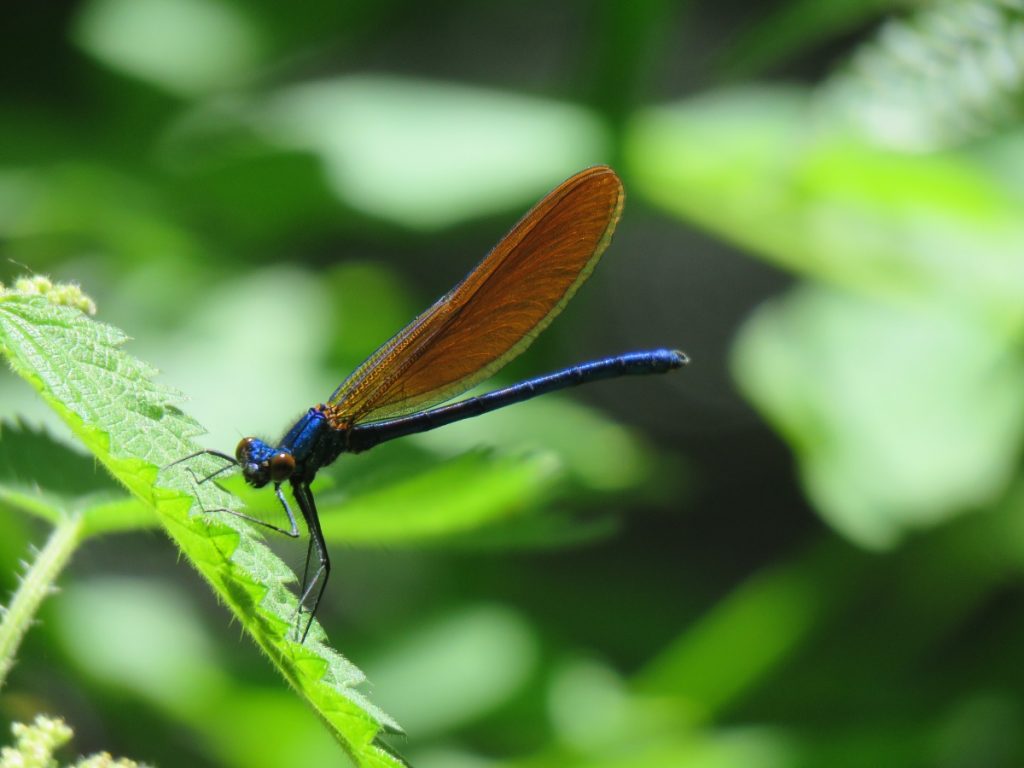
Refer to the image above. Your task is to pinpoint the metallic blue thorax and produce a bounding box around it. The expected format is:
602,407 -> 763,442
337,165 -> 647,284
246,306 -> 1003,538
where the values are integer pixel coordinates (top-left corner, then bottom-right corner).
279,407 -> 349,480
280,408 -> 329,461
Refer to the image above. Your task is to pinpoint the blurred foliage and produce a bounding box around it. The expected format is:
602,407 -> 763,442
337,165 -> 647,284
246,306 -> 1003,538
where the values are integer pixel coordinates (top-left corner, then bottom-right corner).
0,714 -> 147,768
2,0 -> 1024,766
824,0 -> 1024,151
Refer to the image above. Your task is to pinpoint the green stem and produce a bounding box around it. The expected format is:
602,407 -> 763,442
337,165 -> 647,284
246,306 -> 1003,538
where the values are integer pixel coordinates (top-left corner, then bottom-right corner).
0,515 -> 83,689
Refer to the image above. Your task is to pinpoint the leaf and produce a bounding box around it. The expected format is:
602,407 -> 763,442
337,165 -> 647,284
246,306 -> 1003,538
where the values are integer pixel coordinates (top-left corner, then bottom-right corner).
361,606 -> 538,738
717,0 -> 911,79
74,0 -> 266,96
823,0 -> 1024,151
222,447 -> 618,551
626,86 -> 1024,332
207,74 -> 609,229
0,420 -> 153,535
53,575 -> 356,768
731,286 -> 1024,547
0,419 -> 119,497
230,449 -> 563,548
0,292 -> 405,767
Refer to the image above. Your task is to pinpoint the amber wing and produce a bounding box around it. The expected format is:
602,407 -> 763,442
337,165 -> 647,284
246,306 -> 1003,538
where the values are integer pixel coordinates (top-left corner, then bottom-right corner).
325,166 -> 624,426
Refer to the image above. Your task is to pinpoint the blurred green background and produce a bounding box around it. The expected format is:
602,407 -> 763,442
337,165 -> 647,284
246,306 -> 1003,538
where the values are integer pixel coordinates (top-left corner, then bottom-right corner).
3,0 -> 1024,765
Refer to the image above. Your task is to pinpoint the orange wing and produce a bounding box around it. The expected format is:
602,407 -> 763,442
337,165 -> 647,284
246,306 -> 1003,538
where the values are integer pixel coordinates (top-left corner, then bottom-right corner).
325,166 -> 624,426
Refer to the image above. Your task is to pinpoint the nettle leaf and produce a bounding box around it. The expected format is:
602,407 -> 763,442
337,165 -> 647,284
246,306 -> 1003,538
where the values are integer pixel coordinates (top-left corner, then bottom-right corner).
0,292 -> 405,767
823,0 -> 1024,151
217,446 -> 590,551
717,0 -> 909,79
227,448 -> 566,549
732,286 -> 1024,547
0,419 -> 118,497
626,87 -> 1024,332
0,420 -> 153,535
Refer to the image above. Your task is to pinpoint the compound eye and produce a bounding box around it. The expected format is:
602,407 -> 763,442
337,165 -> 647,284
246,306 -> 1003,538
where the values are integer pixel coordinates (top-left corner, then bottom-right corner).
269,451 -> 295,482
236,437 -> 256,462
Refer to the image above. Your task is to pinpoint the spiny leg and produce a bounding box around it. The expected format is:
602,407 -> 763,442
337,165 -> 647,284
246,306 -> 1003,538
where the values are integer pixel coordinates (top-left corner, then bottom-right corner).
298,532 -> 316,605
219,483 -> 301,539
179,460 -> 300,540
291,480 -> 330,643
202,505 -> 301,538
164,448 -> 237,472
192,462 -> 238,486
165,450 -> 243,499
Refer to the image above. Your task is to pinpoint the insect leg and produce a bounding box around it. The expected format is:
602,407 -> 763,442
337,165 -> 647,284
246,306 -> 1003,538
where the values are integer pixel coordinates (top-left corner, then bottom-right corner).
291,480 -> 330,643
164,448 -> 237,471
187,483 -> 300,539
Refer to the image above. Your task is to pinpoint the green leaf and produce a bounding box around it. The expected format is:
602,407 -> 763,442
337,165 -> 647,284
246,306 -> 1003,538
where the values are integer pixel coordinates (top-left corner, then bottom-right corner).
0,420 -> 120,498
626,86 -> 1024,332
362,605 -> 538,738
249,75 -> 610,229
0,420 -> 153,535
717,0 -> 911,79
74,0 -> 266,96
823,0 -> 1024,151
53,576 -> 365,768
0,292 -> 405,767
732,286 -> 1024,547
225,446 -> 617,552
306,450 -> 563,547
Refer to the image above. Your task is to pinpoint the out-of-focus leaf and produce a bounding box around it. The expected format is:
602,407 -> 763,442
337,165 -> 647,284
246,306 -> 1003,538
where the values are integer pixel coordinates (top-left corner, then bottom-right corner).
411,395 -> 670,496
166,147 -> 344,248
224,449 -> 566,548
363,605 -> 538,737
147,267 -> 335,451
55,578 -> 226,714
498,725 -> 795,768
717,0 -> 914,78
0,164 -> 208,268
548,657 -> 631,750
412,748 -> 497,768
0,420 -> 153,535
74,0 -> 266,96
635,540 -> 838,713
589,0 -> 677,130
323,261 -> 416,376
930,694 -> 1024,766
732,286 -> 1024,547
433,510 -> 620,552
54,577 -> 345,768
0,420 -> 117,511
254,75 -> 610,229
823,0 -> 1024,151
627,86 -> 1024,332
318,450 -> 562,547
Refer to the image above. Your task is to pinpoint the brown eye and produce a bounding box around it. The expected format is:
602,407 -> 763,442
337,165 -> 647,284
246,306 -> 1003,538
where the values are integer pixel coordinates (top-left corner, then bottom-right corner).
236,437 -> 256,462
269,451 -> 295,482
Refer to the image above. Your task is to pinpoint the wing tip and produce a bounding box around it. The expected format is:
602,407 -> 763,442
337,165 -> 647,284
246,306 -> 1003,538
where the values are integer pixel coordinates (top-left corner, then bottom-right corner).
577,164 -> 622,188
